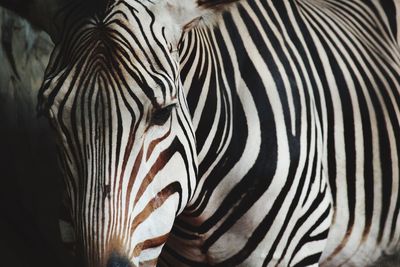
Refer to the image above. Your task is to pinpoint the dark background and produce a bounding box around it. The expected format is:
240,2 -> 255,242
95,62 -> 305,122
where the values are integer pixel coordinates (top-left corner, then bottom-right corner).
0,8 -> 73,267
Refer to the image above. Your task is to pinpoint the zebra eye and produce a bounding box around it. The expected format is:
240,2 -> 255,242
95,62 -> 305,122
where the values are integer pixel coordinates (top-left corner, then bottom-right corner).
151,104 -> 175,126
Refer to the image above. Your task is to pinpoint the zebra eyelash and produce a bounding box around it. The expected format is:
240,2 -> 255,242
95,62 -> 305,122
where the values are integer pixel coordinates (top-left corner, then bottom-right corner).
150,103 -> 176,126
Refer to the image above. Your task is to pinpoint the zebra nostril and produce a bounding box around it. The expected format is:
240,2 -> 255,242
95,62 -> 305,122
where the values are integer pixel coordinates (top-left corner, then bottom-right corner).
106,254 -> 132,267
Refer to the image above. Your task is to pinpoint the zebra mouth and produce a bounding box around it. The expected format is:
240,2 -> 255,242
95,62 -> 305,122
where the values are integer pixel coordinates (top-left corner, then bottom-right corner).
106,252 -> 134,267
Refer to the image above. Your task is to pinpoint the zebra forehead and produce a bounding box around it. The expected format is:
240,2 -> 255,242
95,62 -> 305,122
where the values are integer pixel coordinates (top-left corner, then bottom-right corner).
58,22 -> 177,99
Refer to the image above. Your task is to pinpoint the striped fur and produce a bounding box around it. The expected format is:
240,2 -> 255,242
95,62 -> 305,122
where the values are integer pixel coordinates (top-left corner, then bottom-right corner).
165,1 -> 400,266
21,0 -> 400,266
39,1 -> 200,265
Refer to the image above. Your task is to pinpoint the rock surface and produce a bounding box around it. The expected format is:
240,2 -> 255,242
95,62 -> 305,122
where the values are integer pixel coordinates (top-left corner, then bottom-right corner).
0,7 -> 72,267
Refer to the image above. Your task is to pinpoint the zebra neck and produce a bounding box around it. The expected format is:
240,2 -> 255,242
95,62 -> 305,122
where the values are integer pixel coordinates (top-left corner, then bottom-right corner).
179,24 -> 235,180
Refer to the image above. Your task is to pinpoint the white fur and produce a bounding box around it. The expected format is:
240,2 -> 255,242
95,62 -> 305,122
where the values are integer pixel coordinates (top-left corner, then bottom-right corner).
152,0 -> 239,31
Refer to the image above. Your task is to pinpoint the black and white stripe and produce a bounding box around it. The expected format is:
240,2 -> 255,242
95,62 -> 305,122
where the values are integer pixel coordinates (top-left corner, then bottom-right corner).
0,0 -> 399,266
38,1 -> 199,265
163,1 -> 400,266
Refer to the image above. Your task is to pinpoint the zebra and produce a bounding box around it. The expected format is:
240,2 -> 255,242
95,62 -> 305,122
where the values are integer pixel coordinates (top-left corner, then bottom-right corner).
1,0 -> 400,266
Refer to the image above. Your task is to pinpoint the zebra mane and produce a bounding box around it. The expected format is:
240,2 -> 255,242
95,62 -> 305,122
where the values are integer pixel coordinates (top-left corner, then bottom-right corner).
197,0 -> 242,10
192,0 -> 241,30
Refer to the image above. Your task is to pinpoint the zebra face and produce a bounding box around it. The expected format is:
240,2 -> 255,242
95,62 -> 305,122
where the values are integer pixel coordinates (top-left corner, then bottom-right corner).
38,1 -> 200,266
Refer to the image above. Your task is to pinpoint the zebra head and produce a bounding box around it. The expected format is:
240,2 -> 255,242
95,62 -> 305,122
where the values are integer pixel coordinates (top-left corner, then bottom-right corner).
0,0 -> 237,266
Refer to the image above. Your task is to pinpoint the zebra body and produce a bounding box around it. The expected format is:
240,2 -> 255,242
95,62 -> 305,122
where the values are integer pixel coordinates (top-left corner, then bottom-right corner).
1,0 -> 400,266
169,2 -> 331,266
163,1 -> 400,266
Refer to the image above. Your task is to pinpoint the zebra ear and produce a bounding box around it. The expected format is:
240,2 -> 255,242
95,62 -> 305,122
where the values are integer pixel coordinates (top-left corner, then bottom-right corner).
168,0 -> 241,31
0,0 -> 66,37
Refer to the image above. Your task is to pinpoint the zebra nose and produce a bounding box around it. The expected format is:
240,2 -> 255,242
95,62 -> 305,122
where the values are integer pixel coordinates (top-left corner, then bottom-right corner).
106,254 -> 132,267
